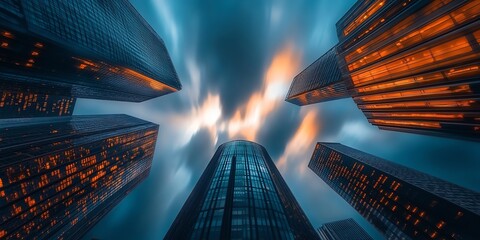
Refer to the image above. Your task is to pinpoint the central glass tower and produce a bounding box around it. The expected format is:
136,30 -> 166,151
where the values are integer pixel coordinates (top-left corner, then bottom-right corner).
166,140 -> 319,240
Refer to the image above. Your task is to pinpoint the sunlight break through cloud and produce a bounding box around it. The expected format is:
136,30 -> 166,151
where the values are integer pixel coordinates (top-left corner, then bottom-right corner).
277,109 -> 320,175
169,93 -> 222,148
227,45 -> 301,141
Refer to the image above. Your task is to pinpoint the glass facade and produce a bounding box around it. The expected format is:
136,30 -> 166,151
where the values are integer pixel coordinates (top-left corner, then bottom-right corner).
286,46 -> 349,106
0,81 -> 75,118
0,115 -> 158,239
288,0 -> 480,141
317,218 -> 373,240
166,140 -> 319,240
338,0 -> 480,141
309,142 -> 480,240
0,0 -> 181,103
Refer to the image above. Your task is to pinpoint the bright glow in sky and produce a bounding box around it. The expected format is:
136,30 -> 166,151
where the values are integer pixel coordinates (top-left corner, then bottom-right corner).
228,45 -> 301,141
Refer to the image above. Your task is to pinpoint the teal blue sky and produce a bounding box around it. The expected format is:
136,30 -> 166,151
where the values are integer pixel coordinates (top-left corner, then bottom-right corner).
77,1 -> 480,239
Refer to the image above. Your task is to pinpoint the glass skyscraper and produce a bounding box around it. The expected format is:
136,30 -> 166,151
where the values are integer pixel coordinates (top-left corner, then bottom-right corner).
285,46 -> 349,105
0,81 -> 76,118
317,218 -> 373,240
166,140 -> 319,240
0,115 -> 158,239
287,0 -> 480,141
338,0 -> 480,141
0,1 -> 175,238
309,142 -> 480,240
0,0 -> 181,110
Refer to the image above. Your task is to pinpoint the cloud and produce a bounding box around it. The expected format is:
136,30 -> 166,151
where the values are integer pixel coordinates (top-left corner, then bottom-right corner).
277,109 -> 320,174
256,104 -> 301,160
180,128 -> 217,176
227,45 -> 301,141
180,1 -> 273,117
337,120 -> 377,142
168,93 -> 222,147
151,0 -> 179,55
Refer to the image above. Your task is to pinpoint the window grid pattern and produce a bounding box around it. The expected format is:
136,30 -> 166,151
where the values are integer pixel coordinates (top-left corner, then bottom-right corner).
0,0 -> 24,28
0,115 -> 158,240
191,142 -> 295,240
0,0 -> 181,103
286,46 -> 348,105
333,0 -> 480,141
22,0 -> 181,90
0,89 -> 75,118
318,218 -> 373,240
167,141 -> 319,240
309,142 -> 480,240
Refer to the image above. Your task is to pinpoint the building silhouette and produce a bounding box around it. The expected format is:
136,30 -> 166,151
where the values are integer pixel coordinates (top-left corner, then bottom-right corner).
0,0 -> 181,118
317,218 -> 373,240
287,0 -> 480,141
166,140 -> 319,240
0,115 -> 158,240
309,142 -> 480,239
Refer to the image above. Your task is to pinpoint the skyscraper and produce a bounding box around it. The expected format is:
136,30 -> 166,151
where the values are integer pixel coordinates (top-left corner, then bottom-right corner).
317,218 -> 373,240
337,0 -> 480,141
166,140 -> 319,240
309,142 -> 480,240
0,81 -> 76,118
285,46 -> 349,106
0,114 -> 158,240
287,0 -> 480,141
0,0 -> 181,106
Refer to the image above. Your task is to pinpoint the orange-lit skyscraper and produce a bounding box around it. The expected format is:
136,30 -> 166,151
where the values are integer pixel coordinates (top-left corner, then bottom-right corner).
0,115 -> 158,240
287,0 -> 480,141
309,142 -> 480,239
0,0 -> 181,118
338,0 -> 480,141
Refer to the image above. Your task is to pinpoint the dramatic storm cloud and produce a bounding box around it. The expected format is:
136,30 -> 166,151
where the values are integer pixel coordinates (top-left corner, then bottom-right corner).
78,1 -> 480,239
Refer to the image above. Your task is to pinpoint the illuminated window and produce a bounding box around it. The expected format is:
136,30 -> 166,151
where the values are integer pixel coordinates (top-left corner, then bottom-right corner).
343,0 -> 386,36
344,0 -> 477,67
351,35 -> 475,86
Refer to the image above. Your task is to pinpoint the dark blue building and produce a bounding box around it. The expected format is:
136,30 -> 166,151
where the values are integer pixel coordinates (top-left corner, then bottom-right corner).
0,114 -> 158,240
318,218 -> 373,240
166,140 -> 319,240
285,46 -> 348,106
0,0 -> 181,114
0,81 -> 76,118
309,142 -> 480,240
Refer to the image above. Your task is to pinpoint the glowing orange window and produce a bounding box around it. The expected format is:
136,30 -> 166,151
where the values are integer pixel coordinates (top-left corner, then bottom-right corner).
345,0 -> 478,71
344,0 -> 386,36
474,30 -> 480,44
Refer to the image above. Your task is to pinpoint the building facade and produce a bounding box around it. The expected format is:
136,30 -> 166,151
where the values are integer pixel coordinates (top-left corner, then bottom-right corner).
285,46 -> 349,106
0,0 -> 181,104
0,115 -> 158,240
0,81 -> 75,118
317,218 -> 373,240
309,142 -> 480,240
287,0 -> 480,141
166,140 -> 319,240
337,0 -> 480,141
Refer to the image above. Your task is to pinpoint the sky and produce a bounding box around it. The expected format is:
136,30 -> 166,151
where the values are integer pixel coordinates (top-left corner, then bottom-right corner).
78,0 -> 480,239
